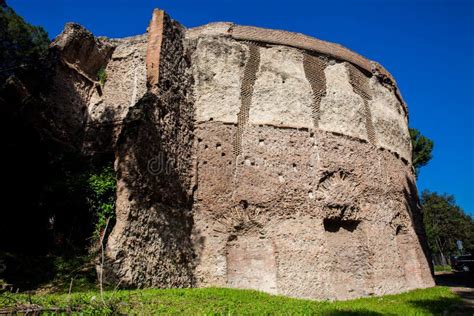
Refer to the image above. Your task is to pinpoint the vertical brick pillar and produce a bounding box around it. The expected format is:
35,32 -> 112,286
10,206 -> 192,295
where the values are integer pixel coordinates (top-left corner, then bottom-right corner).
106,8 -> 195,288
146,9 -> 164,93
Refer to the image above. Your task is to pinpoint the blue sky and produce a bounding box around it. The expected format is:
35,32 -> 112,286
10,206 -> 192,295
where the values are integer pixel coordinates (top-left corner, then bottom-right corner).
9,0 -> 474,215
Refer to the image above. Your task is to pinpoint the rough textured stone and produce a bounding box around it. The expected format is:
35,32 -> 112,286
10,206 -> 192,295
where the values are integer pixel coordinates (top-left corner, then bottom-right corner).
43,23 -> 113,151
105,10 -> 196,288
369,77 -> 411,161
250,45 -> 314,128
51,23 -> 114,79
319,62 -> 368,140
192,37 -> 248,123
43,9 -> 434,300
83,34 -> 147,154
146,9 -> 164,92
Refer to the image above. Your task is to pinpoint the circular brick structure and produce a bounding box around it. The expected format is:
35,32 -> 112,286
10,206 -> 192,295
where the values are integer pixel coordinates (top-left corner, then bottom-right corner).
47,9 -> 435,300
185,22 -> 434,300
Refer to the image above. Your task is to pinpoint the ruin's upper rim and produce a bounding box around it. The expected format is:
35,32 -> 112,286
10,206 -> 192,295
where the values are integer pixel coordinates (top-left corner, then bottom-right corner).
187,22 -> 408,115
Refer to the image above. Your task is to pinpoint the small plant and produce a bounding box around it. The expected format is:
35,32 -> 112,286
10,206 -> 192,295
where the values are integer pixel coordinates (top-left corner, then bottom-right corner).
97,67 -> 107,86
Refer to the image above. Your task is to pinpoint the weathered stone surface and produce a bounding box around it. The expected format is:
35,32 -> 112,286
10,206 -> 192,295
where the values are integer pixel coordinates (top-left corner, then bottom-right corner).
319,62 -> 368,141
369,77 -> 411,161
146,9 -> 164,92
45,23 -> 152,155
51,23 -> 114,79
186,21 -> 434,300
43,23 -> 113,150
250,46 -> 314,128
192,37 -> 248,123
227,235 -> 278,294
44,9 -> 434,300
83,34 -> 147,154
105,11 -> 196,288
191,123 -> 433,300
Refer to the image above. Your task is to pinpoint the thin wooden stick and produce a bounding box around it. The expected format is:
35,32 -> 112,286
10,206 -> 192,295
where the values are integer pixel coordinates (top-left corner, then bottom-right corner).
99,217 -> 111,306
67,277 -> 74,310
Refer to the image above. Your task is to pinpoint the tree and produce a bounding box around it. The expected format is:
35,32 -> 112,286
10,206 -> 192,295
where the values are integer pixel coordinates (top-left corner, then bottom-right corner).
409,128 -> 434,177
0,2 -> 49,82
421,191 -> 474,265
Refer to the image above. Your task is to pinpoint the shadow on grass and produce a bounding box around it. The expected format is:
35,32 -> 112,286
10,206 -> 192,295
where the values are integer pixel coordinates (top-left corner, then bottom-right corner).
325,311 -> 387,316
0,253 -> 97,292
435,271 -> 474,288
455,289 -> 474,301
408,297 -> 463,315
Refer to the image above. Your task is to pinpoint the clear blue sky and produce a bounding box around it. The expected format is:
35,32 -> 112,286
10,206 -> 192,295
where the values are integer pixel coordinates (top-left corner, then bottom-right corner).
9,0 -> 474,215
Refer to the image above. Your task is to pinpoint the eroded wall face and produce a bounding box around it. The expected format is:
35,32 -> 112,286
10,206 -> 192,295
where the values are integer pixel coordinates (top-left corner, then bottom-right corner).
227,235 -> 278,294
45,23 -> 149,155
189,31 -> 434,300
83,35 -> 148,154
52,10 -> 433,298
44,23 -> 114,151
105,11 -> 196,288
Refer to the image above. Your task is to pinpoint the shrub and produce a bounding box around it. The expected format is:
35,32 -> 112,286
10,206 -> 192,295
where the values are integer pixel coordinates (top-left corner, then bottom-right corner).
97,67 -> 107,86
85,165 -> 116,240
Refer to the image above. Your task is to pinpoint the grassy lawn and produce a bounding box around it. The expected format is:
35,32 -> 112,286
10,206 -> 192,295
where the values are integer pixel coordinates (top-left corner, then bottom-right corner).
0,286 -> 460,315
434,265 -> 452,273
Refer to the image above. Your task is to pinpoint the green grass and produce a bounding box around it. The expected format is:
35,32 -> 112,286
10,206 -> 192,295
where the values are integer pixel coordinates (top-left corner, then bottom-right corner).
0,286 -> 460,315
434,265 -> 452,272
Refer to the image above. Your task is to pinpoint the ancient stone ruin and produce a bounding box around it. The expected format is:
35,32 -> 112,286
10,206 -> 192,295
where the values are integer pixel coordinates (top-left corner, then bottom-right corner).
43,9 -> 435,300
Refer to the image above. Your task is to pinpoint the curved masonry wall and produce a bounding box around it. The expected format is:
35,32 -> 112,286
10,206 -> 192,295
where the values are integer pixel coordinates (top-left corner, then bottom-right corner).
189,23 -> 411,161
188,22 -> 433,300
47,9 -> 435,300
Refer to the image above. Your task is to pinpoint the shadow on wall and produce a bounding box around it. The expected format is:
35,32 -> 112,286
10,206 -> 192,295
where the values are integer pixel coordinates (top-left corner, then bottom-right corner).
82,105 -> 123,154
402,174 -> 434,276
105,92 -> 200,288
0,27 -> 117,290
104,11 -> 204,288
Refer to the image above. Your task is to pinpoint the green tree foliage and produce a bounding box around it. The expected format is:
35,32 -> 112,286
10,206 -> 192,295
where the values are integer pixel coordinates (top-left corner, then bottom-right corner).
32,160 -> 116,251
421,190 -> 474,264
409,128 -> 434,177
0,3 -> 115,290
51,163 -> 116,243
0,2 -> 49,80
86,166 -> 116,240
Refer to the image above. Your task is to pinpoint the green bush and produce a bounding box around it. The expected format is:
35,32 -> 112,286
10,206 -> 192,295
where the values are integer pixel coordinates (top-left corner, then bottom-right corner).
97,67 -> 107,86
45,162 -> 116,244
85,165 -> 116,240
